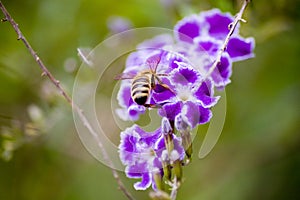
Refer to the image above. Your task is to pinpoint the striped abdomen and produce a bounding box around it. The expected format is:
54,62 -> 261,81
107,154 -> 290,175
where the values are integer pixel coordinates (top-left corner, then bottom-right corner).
131,73 -> 151,105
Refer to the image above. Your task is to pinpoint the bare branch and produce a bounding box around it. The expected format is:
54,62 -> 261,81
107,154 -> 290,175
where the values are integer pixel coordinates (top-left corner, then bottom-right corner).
204,0 -> 251,80
0,2 -> 134,200
169,178 -> 180,200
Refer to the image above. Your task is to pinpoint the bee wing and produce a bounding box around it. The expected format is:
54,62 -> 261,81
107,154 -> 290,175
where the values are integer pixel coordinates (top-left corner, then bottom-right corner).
146,53 -> 161,72
114,72 -> 136,80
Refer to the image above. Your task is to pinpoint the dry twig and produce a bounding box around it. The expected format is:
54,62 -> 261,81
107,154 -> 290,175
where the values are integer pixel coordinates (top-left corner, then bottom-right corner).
0,2 -> 134,200
205,0 -> 251,80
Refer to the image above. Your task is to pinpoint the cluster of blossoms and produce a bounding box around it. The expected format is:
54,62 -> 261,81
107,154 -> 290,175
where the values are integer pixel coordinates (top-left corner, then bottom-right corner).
117,9 -> 255,193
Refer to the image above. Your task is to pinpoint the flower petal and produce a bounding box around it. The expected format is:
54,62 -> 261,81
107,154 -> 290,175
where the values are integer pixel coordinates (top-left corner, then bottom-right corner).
174,15 -> 202,43
128,104 -> 146,121
227,36 -> 255,62
194,79 -> 219,108
181,101 -> 200,128
159,102 -> 182,121
126,164 -> 152,190
180,102 -> 212,126
141,128 -> 161,146
107,16 -> 132,34
154,135 -> 166,157
119,131 -> 137,165
171,66 -> 200,86
198,105 -> 212,124
172,135 -> 185,161
152,79 -> 176,104
195,37 -> 221,54
202,9 -> 235,40
133,172 -> 152,190
165,50 -> 188,71
209,52 -> 232,88
119,125 -> 160,165
117,83 -> 133,108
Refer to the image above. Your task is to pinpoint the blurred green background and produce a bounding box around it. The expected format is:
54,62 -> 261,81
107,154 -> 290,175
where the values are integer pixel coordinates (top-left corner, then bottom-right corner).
0,0 -> 300,199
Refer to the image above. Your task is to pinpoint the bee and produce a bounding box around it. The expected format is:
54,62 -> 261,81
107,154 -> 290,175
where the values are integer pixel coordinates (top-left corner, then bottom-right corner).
115,53 -> 172,107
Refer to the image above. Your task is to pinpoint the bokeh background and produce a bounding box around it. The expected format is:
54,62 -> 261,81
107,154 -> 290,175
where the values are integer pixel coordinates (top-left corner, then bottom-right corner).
0,0 -> 300,199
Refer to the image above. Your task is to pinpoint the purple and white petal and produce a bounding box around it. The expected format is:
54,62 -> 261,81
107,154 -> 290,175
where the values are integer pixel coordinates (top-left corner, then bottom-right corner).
194,36 -> 221,54
107,16 -> 132,34
119,130 -> 138,165
133,172 -> 152,190
171,65 -> 200,86
198,105 -> 213,124
159,102 -> 182,121
202,9 -> 235,40
153,157 -> 163,171
117,83 -> 133,108
181,101 -> 200,128
140,128 -> 162,146
126,170 -> 142,179
152,80 -> 176,104
119,125 -> 158,165
154,135 -> 166,157
163,48 -> 189,71
227,36 -> 255,62
126,162 -> 148,178
154,133 -> 184,161
172,135 -> 185,161
209,53 -> 232,88
174,114 -> 189,131
128,104 -> 146,121
161,117 -> 173,135
119,125 -> 146,164
174,15 -> 203,43
194,79 -> 220,108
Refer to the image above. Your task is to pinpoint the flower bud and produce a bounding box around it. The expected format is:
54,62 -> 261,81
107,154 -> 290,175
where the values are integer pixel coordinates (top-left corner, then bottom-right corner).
161,117 -> 173,135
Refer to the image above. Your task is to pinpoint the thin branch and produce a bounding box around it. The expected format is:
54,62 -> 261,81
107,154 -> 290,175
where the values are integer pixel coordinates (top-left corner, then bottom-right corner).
168,1 -> 251,199
204,0 -> 251,80
169,178 -> 179,200
0,2 -> 134,200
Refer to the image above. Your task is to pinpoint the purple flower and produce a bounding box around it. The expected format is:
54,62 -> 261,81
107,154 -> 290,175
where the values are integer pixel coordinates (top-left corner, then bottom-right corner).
155,132 -> 185,163
119,125 -> 161,190
116,9 -> 255,122
107,16 -> 132,34
119,123 -> 185,190
174,8 -> 255,87
153,64 -> 219,128
117,8 -> 255,192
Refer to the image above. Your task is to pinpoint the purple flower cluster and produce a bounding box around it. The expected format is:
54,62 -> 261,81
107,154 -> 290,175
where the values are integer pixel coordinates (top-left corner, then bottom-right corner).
117,9 -> 255,191
119,122 -> 185,190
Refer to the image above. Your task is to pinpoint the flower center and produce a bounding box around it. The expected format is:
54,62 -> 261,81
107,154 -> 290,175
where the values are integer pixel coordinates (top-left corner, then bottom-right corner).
177,86 -> 192,102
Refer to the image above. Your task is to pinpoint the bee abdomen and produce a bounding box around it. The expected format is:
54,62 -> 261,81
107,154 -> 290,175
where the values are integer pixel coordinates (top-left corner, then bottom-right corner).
133,93 -> 148,105
131,76 -> 151,105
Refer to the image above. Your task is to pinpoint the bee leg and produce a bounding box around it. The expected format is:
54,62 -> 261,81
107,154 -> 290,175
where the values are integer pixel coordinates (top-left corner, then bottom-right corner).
156,73 -> 169,77
155,77 -> 175,94
144,104 -> 162,108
